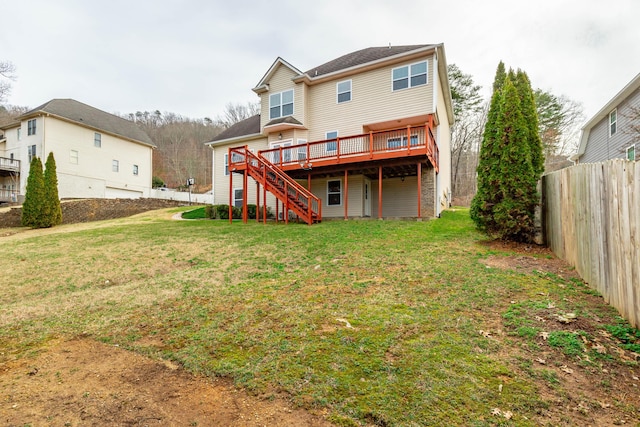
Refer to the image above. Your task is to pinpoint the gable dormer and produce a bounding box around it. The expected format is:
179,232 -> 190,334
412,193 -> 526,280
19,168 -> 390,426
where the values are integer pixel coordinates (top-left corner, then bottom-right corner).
253,58 -> 308,135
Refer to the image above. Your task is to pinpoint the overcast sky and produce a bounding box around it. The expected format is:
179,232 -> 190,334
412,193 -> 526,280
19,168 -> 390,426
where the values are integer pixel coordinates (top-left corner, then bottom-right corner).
2,0 -> 639,123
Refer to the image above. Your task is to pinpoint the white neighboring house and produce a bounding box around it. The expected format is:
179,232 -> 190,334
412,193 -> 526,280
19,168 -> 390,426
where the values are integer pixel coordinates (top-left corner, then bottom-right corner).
0,99 -> 155,202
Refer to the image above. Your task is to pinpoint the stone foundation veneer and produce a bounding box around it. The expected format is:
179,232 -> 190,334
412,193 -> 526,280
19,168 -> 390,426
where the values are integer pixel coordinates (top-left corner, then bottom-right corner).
420,165 -> 436,218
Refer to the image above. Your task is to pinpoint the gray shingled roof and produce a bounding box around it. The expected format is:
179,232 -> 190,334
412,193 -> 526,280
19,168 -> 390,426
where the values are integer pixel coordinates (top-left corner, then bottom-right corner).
20,99 -> 155,147
306,45 -> 434,77
264,116 -> 303,127
210,114 -> 261,142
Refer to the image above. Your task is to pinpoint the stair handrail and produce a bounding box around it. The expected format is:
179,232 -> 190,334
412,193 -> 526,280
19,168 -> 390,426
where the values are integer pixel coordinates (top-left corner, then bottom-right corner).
230,146 -> 321,223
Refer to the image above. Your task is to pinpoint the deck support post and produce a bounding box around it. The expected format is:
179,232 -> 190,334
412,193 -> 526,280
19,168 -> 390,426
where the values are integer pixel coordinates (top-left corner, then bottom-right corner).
256,181 -> 260,223
344,170 -> 348,220
229,164 -> 233,224
378,166 -> 383,219
417,162 -> 422,218
242,170 -> 248,224
284,182 -> 289,225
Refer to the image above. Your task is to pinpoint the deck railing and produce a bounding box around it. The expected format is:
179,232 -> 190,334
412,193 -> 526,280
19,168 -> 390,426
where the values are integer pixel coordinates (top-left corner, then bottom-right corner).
259,124 -> 439,172
0,157 -> 20,173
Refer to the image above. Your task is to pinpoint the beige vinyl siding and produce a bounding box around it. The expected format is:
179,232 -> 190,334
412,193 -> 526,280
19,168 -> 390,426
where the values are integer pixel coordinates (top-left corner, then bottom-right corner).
309,175 -> 364,217
260,65 -> 306,130
371,176 -> 419,217
34,117 -> 152,199
435,74 -> 452,210
306,55 -> 434,141
212,137 -> 281,209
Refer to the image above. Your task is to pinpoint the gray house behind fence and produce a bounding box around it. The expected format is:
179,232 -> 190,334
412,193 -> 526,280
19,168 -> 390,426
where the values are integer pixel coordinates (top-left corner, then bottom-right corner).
571,73 -> 640,164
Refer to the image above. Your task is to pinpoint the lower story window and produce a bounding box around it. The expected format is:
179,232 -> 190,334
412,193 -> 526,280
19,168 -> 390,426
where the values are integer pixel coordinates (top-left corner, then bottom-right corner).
112,159 -> 119,172
233,188 -> 243,208
28,145 -> 36,163
327,179 -> 341,206
627,144 -> 636,161
70,150 -> 78,164
133,164 -> 139,175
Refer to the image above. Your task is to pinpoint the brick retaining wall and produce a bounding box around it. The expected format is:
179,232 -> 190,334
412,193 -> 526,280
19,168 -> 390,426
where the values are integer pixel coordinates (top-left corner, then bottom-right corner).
0,198 -> 183,228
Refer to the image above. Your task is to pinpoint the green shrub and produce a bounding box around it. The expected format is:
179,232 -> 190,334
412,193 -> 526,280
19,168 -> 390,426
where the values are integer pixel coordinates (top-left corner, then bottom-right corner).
205,205 -> 216,219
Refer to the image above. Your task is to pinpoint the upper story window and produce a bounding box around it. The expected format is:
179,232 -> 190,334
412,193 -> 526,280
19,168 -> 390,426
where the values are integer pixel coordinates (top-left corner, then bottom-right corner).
269,89 -> 294,120
133,164 -> 139,175
627,144 -> 636,161
112,159 -> 119,172
224,153 -> 229,176
70,150 -> 79,164
27,119 -> 36,136
17,128 -> 21,140
94,132 -> 102,147
337,80 -> 352,103
28,145 -> 36,162
392,61 -> 428,91
609,109 -> 617,136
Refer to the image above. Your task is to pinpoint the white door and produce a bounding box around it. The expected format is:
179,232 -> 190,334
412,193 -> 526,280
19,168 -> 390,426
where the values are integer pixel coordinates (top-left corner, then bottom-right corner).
270,140 -> 293,164
364,178 -> 371,217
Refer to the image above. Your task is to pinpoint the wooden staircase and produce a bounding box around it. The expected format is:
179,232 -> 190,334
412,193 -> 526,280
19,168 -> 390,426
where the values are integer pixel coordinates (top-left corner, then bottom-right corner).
229,147 -> 321,224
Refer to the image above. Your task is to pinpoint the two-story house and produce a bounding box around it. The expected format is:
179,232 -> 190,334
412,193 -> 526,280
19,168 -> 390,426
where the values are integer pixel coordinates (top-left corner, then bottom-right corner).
0,99 -> 155,202
571,73 -> 640,164
206,44 -> 454,223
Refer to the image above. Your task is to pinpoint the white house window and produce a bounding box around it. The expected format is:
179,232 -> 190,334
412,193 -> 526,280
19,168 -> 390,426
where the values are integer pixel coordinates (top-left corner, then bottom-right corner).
337,80 -> 352,103
297,139 -> 308,161
70,150 -> 78,164
94,132 -> 102,147
27,145 -> 36,162
112,159 -> 119,172
269,89 -> 294,120
27,119 -> 36,136
224,153 -> 229,176
609,109 -> 617,136
327,179 -> 342,206
392,61 -> 428,91
17,128 -> 21,140
627,144 -> 636,161
233,188 -> 243,208
387,134 -> 419,149
326,131 -> 338,152
133,164 -> 139,175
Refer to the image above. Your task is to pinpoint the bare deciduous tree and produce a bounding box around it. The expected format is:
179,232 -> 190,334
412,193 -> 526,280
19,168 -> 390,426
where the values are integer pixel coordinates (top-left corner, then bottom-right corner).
0,60 -> 17,104
217,102 -> 260,128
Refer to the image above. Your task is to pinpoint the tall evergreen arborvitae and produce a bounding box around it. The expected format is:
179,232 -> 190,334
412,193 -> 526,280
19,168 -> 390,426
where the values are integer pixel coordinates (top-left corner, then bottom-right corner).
43,152 -> 63,227
515,70 -> 545,177
21,157 -> 45,228
492,78 -> 538,241
470,62 -> 507,231
471,62 -> 543,242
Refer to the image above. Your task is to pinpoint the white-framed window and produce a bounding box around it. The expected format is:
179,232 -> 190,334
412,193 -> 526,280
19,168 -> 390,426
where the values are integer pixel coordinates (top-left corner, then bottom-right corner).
270,140 -> 293,163
327,179 -> 342,206
392,61 -> 428,91
94,132 -> 102,147
133,164 -> 139,175
17,127 -> 21,140
233,188 -> 243,208
269,89 -> 294,120
27,119 -> 36,136
112,159 -> 119,172
224,153 -> 229,176
27,145 -> 36,162
70,150 -> 78,164
387,134 -> 419,149
326,131 -> 338,152
627,144 -> 636,161
609,109 -> 617,136
337,80 -> 352,103
297,139 -> 308,161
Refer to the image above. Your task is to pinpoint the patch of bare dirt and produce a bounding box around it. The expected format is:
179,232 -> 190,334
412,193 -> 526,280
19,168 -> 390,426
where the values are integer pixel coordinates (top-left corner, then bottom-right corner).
478,239 -> 640,426
0,339 -> 333,427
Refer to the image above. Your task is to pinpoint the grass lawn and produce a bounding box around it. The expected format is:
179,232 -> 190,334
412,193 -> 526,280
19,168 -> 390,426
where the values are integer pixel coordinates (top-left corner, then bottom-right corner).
1,208 -> 638,426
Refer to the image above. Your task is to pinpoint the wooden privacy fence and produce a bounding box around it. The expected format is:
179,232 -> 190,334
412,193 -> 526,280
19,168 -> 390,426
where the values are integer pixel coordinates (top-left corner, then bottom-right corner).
542,159 -> 640,327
